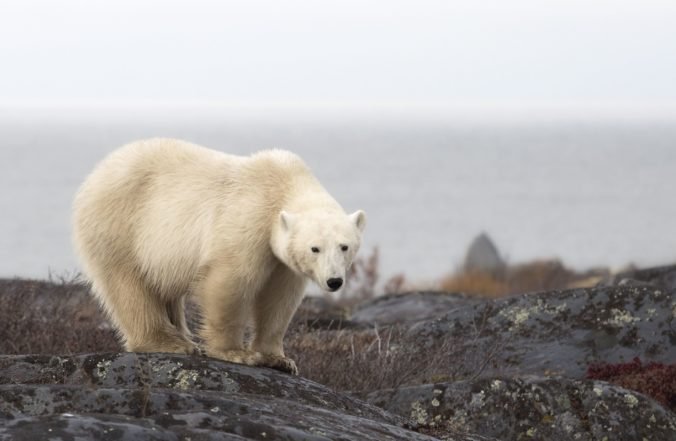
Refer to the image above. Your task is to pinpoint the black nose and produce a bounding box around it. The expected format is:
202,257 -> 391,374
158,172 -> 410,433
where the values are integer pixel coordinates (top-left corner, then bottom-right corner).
327,278 -> 343,291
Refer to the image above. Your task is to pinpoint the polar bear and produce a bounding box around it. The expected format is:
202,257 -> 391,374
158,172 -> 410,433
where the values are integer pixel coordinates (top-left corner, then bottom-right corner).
72,138 -> 366,374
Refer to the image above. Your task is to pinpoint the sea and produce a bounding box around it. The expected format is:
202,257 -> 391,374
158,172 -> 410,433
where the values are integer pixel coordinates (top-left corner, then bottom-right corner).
1,108 -> 675,285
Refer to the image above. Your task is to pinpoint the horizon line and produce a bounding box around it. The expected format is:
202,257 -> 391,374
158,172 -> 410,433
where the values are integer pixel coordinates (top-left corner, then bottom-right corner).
2,100 -> 676,122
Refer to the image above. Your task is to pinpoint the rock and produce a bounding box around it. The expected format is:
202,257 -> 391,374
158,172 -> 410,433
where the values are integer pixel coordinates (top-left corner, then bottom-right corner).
295,296 -> 346,319
0,352 -> 456,441
463,233 -> 505,276
606,264 -> 676,293
365,376 -> 676,441
409,286 -> 675,379
350,292 -> 482,325
291,296 -> 368,330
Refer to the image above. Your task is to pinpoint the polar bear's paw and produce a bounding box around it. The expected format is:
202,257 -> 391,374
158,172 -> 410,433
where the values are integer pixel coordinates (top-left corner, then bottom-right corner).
205,349 -> 265,367
261,354 -> 298,376
206,349 -> 298,375
131,336 -> 200,355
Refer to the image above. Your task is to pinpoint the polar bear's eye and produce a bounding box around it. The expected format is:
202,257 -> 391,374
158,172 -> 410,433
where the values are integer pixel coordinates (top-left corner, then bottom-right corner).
341,245 -> 349,252
311,247 -> 320,253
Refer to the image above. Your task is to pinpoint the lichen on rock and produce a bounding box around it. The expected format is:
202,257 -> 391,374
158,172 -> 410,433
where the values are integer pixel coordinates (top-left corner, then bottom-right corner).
365,376 -> 676,441
0,353 -> 451,441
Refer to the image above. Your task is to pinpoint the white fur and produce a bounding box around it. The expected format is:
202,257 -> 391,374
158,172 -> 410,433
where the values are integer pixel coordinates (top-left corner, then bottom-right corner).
72,138 -> 366,373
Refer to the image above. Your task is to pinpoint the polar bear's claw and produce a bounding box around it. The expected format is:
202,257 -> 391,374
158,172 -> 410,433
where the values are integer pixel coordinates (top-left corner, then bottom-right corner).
263,354 -> 299,376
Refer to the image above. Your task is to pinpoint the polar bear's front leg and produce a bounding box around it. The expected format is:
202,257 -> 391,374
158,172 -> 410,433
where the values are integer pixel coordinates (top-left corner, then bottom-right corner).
197,268 -> 252,351
251,266 -> 307,375
196,266 -> 297,374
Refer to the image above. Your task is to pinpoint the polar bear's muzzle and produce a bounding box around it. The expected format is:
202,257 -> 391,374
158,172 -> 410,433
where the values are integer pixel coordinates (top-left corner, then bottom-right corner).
326,277 -> 343,291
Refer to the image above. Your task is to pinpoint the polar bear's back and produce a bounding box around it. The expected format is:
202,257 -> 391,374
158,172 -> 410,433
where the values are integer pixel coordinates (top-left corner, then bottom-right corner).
72,138 -> 310,293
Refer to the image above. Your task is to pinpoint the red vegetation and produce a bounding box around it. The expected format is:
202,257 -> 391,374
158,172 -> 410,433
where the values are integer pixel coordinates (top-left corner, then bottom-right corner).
586,357 -> 676,411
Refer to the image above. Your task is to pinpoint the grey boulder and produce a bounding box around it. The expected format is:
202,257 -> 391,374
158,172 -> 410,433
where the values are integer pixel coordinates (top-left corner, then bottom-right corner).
410,285 -> 675,378
0,352 -> 444,441
365,376 -> 676,441
351,292 -> 483,326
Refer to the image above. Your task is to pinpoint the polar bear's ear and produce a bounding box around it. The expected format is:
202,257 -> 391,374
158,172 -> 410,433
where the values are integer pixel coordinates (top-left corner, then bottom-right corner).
280,211 -> 296,232
349,210 -> 367,232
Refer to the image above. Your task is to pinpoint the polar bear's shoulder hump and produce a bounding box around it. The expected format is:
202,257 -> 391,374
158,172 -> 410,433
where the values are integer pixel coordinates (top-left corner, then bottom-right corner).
252,149 -> 304,164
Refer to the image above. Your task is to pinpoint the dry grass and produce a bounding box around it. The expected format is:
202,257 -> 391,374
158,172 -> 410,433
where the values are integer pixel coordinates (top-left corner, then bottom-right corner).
440,259 -> 608,298
287,327 -> 419,392
0,276 -> 120,354
439,270 -> 508,298
286,302 -> 505,393
286,325 -> 501,393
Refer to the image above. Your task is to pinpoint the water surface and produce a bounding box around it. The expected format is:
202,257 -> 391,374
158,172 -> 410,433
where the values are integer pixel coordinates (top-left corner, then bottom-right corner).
1,113 -> 675,284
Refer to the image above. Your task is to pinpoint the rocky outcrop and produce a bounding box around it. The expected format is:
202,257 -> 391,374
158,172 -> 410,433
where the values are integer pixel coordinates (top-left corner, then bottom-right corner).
292,296 -> 367,330
605,264 -> 676,293
350,292 -> 482,325
408,285 -> 675,379
463,233 -> 505,276
0,352 -> 489,441
365,376 -> 676,441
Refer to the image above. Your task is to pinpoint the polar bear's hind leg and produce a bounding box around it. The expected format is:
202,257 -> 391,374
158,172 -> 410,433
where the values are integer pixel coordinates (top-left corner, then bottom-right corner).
94,269 -> 198,354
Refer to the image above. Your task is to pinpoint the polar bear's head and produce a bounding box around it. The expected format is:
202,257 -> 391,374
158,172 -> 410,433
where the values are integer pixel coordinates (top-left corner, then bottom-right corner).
272,209 -> 366,292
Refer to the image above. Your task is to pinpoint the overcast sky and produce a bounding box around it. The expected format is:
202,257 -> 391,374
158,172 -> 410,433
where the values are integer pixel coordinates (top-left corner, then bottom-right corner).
1,0 -> 675,109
